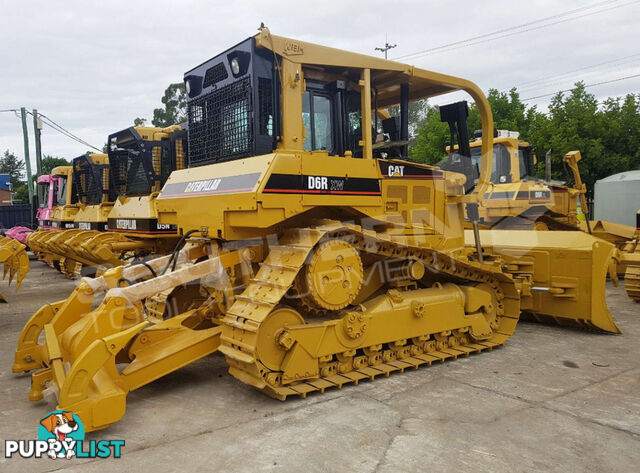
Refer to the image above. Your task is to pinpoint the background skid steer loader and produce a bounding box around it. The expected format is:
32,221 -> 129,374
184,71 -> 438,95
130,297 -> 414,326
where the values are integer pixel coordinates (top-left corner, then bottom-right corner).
14,30 -> 619,432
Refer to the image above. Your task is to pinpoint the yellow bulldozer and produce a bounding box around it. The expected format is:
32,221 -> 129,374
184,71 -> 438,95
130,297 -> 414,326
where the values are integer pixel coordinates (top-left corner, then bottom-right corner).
26,126 -> 186,279
13,29 -> 621,432
65,125 -> 186,270
462,133 -> 640,301
27,154 -> 113,278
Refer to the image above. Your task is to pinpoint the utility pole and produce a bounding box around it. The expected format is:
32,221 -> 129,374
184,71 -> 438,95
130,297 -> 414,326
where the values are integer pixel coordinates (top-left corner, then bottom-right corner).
20,107 -> 34,204
375,34 -> 397,59
32,109 -> 42,176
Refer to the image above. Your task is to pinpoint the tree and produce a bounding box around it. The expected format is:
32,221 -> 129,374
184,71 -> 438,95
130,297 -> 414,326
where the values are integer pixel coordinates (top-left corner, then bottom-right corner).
387,99 -> 429,137
12,184 -> 29,203
409,88 -> 535,164
152,83 -> 187,127
133,117 -> 147,127
40,155 -> 71,175
0,150 -> 26,189
409,105 -> 451,164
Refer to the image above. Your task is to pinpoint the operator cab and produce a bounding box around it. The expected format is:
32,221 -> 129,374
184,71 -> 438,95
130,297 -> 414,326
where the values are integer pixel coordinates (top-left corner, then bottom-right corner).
468,130 -> 537,186
107,127 -> 185,196
52,168 -> 76,206
72,153 -> 113,205
183,36 -> 418,166
36,179 -> 52,208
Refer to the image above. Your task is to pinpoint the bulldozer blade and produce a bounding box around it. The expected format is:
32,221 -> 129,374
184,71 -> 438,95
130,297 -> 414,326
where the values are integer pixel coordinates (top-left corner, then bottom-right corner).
0,236 -> 29,290
467,230 -> 620,333
27,253 -> 230,431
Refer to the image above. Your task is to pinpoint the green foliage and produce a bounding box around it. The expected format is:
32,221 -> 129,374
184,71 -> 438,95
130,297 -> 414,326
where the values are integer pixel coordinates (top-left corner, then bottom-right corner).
409,83 -> 640,197
133,117 -> 147,127
387,99 -> 429,136
40,155 -> 71,175
0,149 -> 26,189
409,106 -> 450,164
12,184 -> 29,203
152,83 -> 187,127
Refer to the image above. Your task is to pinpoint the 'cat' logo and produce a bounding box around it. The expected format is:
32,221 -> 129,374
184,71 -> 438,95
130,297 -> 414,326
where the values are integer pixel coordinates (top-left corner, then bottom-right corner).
388,165 -> 404,177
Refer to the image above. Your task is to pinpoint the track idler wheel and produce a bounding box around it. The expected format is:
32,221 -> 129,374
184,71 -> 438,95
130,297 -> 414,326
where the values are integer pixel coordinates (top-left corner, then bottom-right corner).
256,306 -> 304,372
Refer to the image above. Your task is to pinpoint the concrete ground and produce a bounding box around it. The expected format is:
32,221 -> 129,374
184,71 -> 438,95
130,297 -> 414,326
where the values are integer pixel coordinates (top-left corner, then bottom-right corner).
1,260 -> 639,472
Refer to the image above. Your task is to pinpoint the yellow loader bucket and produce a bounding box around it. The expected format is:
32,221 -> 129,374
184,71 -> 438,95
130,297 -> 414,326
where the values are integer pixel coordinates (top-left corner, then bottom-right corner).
467,230 -> 620,333
0,235 -> 30,291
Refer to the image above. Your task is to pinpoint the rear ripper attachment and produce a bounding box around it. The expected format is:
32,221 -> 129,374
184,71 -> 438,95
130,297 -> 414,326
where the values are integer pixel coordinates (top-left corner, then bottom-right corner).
15,29 -> 621,431
0,236 -> 29,301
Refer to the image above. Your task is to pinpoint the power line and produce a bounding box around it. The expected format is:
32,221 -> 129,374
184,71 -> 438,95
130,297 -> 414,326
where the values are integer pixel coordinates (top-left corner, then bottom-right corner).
394,0 -> 638,61
521,73 -> 640,101
2,108 -> 101,151
32,112 -> 101,151
515,53 -> 640,90
402,0 -> 639,60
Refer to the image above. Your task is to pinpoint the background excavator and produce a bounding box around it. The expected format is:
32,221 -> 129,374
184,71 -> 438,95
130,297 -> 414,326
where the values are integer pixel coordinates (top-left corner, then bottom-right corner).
13,30 -> 620,432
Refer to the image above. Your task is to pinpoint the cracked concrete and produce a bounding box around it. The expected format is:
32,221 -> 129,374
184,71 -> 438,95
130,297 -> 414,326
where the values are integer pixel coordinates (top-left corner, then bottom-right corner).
1,262 -> 639,472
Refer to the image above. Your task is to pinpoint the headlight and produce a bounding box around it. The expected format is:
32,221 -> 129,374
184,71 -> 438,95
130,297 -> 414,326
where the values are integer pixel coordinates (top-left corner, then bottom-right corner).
185,79 -> 191,95
231,57 -> 240,76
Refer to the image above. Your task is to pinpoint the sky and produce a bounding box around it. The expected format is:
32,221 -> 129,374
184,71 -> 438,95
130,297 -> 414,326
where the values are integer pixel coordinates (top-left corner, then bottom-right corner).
1,0 -> 639,172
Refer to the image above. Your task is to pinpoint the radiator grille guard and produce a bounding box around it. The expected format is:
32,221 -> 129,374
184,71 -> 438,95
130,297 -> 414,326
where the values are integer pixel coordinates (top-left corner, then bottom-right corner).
73,156 -> 108,205
187,77 -> 254,167
110,149 -> 153,196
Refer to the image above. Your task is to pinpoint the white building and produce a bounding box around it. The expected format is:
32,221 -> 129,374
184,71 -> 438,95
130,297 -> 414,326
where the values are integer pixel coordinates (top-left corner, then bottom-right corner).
594,170 -> 640,227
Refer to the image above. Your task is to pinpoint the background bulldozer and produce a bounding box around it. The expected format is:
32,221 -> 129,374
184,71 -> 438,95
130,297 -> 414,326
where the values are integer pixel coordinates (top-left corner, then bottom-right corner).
460,132 -> 640,301
29,153 -> 113,278
64,125 -> 186,270
13,30 -> 620,432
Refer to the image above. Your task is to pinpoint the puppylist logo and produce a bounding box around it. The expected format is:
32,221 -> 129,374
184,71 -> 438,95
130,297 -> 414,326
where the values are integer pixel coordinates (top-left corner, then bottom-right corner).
4,410 -> 124,460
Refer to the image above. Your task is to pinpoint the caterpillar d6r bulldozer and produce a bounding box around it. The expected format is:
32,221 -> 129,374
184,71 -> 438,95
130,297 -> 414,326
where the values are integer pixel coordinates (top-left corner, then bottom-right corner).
13,29 -> 620,432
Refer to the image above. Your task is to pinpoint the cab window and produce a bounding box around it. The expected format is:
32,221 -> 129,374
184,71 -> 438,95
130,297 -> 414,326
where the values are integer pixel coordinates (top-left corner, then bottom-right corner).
470,144 -> 510,184
57,178 -> 67,205
302,91 -> 333,152
518,146 -> 533,178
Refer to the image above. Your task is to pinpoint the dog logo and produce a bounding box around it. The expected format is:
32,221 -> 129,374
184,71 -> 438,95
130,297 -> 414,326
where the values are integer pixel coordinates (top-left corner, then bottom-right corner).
37,410 -> 85,460
5,409 -> 124,459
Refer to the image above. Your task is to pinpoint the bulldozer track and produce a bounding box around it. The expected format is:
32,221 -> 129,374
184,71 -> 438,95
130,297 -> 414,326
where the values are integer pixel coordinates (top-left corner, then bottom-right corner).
220,221 -> 520,400
624,265 -> 640,302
